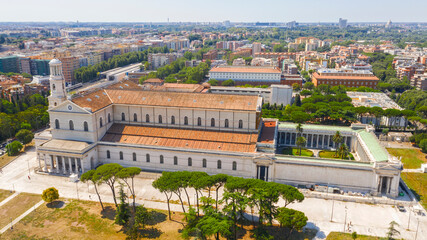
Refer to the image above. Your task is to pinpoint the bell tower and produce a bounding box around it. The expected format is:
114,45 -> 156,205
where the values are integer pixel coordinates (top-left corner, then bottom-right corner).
48,59 -> 67,109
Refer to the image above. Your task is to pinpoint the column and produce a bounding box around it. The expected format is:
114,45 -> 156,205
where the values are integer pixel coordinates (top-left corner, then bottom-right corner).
61,157 -> 66,174
311,134 -> 314,148
319,135 -> 323,148
74,158 -> 78,174
50,155 -> 54,173
326,135 -> 330,148
80,158 -> 85,173
43,154 -> 48,172
69,157 -> 73,174
37,154 -> 42,171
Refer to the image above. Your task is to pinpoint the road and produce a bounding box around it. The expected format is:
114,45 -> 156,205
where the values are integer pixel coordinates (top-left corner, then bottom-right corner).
0,148 -> 426,239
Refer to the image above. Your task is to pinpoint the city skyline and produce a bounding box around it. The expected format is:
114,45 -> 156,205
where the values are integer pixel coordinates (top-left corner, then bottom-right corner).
0,0 -> 426,23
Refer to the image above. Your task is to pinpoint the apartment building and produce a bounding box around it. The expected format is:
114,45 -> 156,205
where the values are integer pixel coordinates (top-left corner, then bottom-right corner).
312,69 -> 379,88
59,56 -> 80,84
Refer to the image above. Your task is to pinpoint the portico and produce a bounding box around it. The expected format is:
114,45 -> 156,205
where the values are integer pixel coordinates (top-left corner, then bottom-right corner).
277,123 -> 355,150
37,139 -> 95,175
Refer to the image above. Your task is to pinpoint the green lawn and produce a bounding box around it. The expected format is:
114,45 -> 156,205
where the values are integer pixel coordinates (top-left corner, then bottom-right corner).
0,193 -> 41,229
326,232 -> 385,240
387,148 -> 426,169
319,150 -> 354,160
0,189 -> 14,202
401,172 -> 427,210
282,147 -> 313,157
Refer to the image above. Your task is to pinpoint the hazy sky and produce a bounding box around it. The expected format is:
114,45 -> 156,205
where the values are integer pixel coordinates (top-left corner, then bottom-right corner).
1,0 -> 426,23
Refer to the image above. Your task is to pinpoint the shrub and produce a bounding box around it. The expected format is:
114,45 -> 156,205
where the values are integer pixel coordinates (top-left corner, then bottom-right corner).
42,187 -> 59,203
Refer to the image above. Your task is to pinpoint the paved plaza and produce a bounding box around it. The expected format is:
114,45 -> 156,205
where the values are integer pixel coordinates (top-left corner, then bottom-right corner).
0,148 -> 426,239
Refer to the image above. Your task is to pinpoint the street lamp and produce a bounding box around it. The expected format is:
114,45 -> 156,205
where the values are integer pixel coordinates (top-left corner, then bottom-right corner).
415,218 -> 420,240
330,200 -> 335,222
407,205 -> 412,230
76,181 -> 79,200
343,206 -> 348,232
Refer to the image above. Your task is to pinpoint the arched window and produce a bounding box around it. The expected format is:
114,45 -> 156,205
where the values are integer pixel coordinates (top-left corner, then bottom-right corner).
238,120 -> 243,129
146,154 -> 150,162
107,150 -> 110,159
99,117 -> 103,128
133,153 -> 137,161
121,113 -> 125,121
133,113 -> 138,122
184,116 -> 188,125
158,115 -> 162,124
232,161 -> 237,171
171,116 -> 175,124
188,157 -> 192,166
52,84 -> 56,91
160,155 -> 164,164
84,121 -> 88,131
197,117 -> 202,126
119,151 -> 123,160
224,119 -> 229,128
202,159 -> 207,168
69,120 -> 74,130
108,113 -> 111,123
211,118 -> 215,127
217,160 -> 222,169
146,114 -> 150,123
55,119 -> 60,129
174,156 -> 178,165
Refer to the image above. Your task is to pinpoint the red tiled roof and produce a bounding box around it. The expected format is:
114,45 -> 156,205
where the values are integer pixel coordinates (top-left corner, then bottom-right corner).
101,124 -> 257,153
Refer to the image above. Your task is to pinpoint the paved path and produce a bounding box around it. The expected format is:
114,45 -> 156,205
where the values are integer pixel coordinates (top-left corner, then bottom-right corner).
0,192 -> 19,208
0,148 -> 426,239
0,200 -> 44,234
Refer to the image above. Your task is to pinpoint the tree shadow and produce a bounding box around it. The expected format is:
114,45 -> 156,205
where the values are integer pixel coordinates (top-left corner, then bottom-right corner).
139,227 -> 163,239
250,223 -> 318,240
46,200 -> 65,209
101,206 -> 116,220
146,210 -> 167,226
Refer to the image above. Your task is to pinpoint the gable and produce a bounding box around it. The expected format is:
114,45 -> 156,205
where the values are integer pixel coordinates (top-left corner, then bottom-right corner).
49,100 -> 91,114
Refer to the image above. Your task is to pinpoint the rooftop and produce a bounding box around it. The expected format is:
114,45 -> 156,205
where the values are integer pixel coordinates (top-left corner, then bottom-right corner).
101,124 -> 257,153
209,66 -> 281,74
71,86 -> 261,112
357,130 -> 389,162
278,122 -> 353,133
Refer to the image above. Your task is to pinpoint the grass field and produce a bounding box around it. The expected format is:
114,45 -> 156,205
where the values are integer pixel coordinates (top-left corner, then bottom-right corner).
387,148 -> 426,169
1,199 -> 184,240
326,232 -> 385,240
0,154 -> 18,168
401,172 -> 427,210
0,189 -> 14,203
319,150 -> 355,160
282,147 -> 313,157
0,193 -> 41,229
1,198 -> 318,239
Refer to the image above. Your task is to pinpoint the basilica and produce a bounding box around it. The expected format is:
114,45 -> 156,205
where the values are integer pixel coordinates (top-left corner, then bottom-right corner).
35,59 -> 402,197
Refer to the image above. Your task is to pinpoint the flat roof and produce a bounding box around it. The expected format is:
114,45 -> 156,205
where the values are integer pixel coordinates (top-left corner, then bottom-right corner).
278,122 -> 353,133
357,130 -> 389,162
101,124 -> 257,153
40,139 -> 90,152
210,66 -> 281,74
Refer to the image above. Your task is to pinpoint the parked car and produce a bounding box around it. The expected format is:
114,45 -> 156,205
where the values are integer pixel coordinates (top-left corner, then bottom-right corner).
397,205 -> 406,212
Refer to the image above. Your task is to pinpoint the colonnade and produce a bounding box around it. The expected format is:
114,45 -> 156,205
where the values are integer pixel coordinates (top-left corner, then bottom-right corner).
38,153 -> 84,175
278,131 -> 352,149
